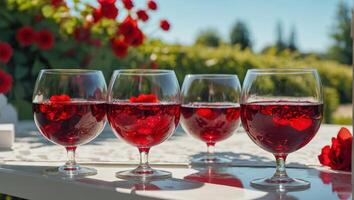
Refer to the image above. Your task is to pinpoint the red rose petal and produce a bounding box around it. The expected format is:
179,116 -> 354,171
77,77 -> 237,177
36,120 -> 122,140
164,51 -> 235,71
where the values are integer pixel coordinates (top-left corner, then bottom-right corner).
290,118 -> 312,131
129,94 -> 159,103
337,127 -> 352,144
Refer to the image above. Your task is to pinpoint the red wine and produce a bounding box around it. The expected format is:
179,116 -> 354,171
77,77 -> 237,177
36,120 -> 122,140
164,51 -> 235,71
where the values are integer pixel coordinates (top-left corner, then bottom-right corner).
241,101 -> 323,154
107,102 -> 180,148
180,103 -> 241,145
33,101 -> 106,147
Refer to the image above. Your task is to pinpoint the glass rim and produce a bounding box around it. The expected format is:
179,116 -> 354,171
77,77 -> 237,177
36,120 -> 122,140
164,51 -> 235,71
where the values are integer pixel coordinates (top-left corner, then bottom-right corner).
247,68 -> 318,75
113,69 -> 175,75
40,69 -> 102,74
186,74 -> 239,79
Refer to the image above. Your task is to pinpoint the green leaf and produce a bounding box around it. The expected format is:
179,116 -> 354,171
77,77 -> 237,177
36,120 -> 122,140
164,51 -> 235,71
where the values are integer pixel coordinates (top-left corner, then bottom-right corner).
13,51 -> 27,64
15,65 -> 29,80
32,58 -> 45,76
42,5 -> 54,18
11,99 -> 32,120
13,83 -> 25,100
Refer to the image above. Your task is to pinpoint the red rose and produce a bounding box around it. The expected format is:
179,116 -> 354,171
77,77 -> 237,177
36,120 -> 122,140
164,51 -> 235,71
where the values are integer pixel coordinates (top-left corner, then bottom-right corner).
16,26 -> 36,47
51,0 -> 64,7
318,127 -> 352,171
111,38 -> 128,58
92,7 -> 102,23
122,0 -> 133,10
160,19 -> 170,31
73,27 -> 91,42
119,16 -> 138,37
118,16 -> 142,44
137,10 -> 149,22
147,0 -> 157,10
130,28 -> 144,47
0,70 -> 12,93
101,3 -> 118,19
0,42 -> 13,63
130,94 -> 159,103
36,29 -> 55,50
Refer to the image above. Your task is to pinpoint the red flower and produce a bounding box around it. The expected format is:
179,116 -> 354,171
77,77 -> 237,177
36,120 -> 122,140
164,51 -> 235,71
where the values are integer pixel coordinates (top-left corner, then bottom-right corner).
16,26 -> 36,47
122,0 -> 133,10
129,28 -> 144,46
130,94 -> 159,103
160,19 -> 170,31
0,42 -> 13,63
92,7 -> 102,23
147,0 -> 158,10
73,27 -> 91,42
0,70 -> 12,93
36,29 -> 55,50
101,3 -> 118,19
111,38 -> 128,58
50,95 -> 71,102
119,16 -> 138,37
137,10 -> 149,22
51,0 -> 64,7
318,127 -> 352,171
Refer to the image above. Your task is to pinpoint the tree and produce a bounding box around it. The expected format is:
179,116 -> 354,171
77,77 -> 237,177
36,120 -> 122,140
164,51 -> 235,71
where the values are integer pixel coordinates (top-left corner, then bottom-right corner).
275,21 -> 286,51
229,20 -> 252,50
195,29 -> 221,47
288,26 -> 298,51
327,1 -> 352,65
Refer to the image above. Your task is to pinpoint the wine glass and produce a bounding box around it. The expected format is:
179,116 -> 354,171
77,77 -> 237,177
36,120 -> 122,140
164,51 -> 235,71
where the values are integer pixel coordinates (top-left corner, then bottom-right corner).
107,69 -> 180,180
180,74 -> 242,164
240,68 -> 323,191
33,69 -> 107,178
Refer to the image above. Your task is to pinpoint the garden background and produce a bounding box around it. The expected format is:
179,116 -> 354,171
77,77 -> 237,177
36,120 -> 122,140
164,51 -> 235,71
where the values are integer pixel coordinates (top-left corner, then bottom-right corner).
0,0 -> 352,124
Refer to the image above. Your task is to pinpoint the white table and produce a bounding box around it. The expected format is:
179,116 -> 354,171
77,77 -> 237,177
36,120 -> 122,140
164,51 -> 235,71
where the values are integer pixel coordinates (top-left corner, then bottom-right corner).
0,122 -> 351,199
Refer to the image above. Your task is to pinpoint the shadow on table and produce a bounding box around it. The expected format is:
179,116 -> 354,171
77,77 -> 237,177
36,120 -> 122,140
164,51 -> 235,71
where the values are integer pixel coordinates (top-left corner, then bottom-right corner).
0,164 -> 203,192
80,177 -> 204,192
190,152 -> 309,168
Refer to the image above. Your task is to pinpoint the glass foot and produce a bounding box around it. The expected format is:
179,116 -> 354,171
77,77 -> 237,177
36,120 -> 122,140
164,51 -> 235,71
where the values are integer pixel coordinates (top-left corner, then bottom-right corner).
44,166 -> 97,179
116,166 -> 172,181
191,155 -> 232,166
250,177 -> 310,192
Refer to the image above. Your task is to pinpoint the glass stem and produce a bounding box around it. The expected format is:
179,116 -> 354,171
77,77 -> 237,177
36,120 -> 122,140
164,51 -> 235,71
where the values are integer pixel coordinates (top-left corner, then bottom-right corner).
207,143 -> 215,161
138,148 -> 151,172
272,155 -> 289,180
64,147 -> 79,170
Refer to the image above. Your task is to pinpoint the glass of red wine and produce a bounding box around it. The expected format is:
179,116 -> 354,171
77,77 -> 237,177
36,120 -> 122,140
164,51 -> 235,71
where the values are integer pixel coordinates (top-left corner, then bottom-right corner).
33,69 -> 107,178
180,74 -> 242,165
241,68 -> 323,191
107,69 -> 180,180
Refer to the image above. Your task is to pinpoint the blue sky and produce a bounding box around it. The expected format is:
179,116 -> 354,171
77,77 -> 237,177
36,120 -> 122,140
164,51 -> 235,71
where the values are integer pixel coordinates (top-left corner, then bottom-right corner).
148,0 -> 353,52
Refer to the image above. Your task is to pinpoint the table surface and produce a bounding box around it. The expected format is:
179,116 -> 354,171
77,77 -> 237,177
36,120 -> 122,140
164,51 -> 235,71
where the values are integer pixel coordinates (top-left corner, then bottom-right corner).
0,121 -> 351,200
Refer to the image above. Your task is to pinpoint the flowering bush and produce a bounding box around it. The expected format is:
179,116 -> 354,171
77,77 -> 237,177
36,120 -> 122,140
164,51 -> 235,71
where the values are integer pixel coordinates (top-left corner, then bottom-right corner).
0,0 -> 170,119
318,127 -> 352,171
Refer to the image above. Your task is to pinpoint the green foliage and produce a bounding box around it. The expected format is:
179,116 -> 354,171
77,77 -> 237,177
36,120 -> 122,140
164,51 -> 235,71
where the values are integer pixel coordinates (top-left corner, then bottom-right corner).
333,116 -> 352,125
128,43 -> 351,123
323,87 -> 340,123
195,29 -> 222,47
327,1 -> 352,65
230,20 -> 252,50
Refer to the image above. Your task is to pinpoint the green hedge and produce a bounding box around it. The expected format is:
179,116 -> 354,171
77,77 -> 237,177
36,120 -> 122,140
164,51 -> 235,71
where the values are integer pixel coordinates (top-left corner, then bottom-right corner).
99,42 -> 351,123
